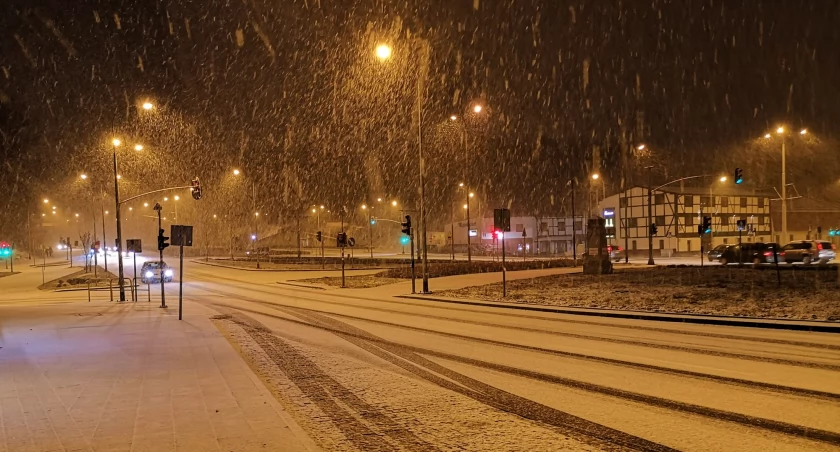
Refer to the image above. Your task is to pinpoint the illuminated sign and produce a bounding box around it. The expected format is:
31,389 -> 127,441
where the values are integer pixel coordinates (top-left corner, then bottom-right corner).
603,208 -> 615,217
468,229 -> 478,237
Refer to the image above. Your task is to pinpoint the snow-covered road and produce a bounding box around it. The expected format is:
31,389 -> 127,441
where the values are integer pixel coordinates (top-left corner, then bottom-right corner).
176,261 -> 840,451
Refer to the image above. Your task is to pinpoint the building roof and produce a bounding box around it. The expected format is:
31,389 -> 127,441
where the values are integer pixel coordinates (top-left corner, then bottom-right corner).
648,185 -> 774,197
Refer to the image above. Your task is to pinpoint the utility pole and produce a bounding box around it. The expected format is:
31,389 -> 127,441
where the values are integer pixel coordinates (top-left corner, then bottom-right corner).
113,151 -> 126,301
101,199 -> 108,272
571,179 -> 577,263
368,209 -> 374,259
417,40 -> 431,294
646,166 -> 655,266
465,187 -> 472,263
781,136 -> 787,243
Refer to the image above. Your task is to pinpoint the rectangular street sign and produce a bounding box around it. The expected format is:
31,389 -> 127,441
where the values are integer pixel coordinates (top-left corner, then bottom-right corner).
171,225 -> 194,247
126,239 -> 142,253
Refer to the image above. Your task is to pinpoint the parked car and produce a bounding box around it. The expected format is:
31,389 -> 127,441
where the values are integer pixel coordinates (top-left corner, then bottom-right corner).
140,261 -> 174,284
707,244 -> 727,262
778,241 -> 836,265
718,243 -> 771,265
607,245 -> 626,262
762,242 -> 781,263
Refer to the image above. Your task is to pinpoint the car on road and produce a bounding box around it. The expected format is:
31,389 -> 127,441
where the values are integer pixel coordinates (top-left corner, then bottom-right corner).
761,242 -> 781,263
607,245 -> 625,262
707,244 -> 727,262
718,243 -> 772,265
140,261 -> 174,284
778,240 -> 836,265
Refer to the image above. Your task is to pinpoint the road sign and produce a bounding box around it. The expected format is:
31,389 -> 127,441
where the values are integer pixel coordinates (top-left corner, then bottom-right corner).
170,225 -> 194,247
126,239 -> 142,253
494,208 -> 511,232
348,237 -> 356,247
736,219 -> 747,231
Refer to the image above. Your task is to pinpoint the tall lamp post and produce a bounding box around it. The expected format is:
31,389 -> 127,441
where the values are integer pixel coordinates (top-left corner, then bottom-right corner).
645,166 -> 655,265
376,41 -> 431,293
450,105 -> 484,263
110,138 -> 127,301
765,127 -> 807,243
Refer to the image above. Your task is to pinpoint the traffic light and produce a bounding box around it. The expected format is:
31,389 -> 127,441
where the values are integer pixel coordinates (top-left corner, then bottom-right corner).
316,231 -> 322,242
190,177 -> 202,200
0,241 -> 10,257
157,228 -> 170,251
734,168 -> 743,185
702,216 -> 712,234
400,236 -> 410,245
370,218 -> 376,225
649,223 -> 658,236
401,215 -> 412,236
830,229 -> 837,237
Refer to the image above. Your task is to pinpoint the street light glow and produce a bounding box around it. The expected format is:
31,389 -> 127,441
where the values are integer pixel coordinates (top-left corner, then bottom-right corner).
391,200 -> 397,206
636,144 -> 646,151
174,195 -> 180,201
105,210 -> 109,214
312,208 -> 316,213
112,138 -> 121,146
463,204 -> 468,209
143,202 -> 148,207
469,192 -> 475,198
116,175 -> 122,180
320,205 -> 325,209
142,102 -> 154,110
473,105 -> 483,113
764,134 -> 771,139
43,198 -> 49,204
591,173 -> 600,180
361,204 -> 367,210
375,44 -> 392,60
255,212 -> 259,217
720,176 -> 727,183
75,213 -> 79,217
450,115 -> 457,121
163,197 -> 168,201
233,169 -> 241,176
80,174 -> 88,180
134,144 -> 143,151
776,127 -> 784,134
800,129 -> 807,135
213,214 -> 217,218
128,207 -> 133,211
377,198 -> 382,202
52,206 -> 56,210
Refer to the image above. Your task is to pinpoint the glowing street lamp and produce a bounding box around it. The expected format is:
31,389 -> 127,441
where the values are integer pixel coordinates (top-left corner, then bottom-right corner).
134,144 -> 143,151
375,44 -> 392,60
80,174 -> 88,180
637,144 -> 646,151
591,173 -> 600,180
473,105 -> 483,113
43,198 -> 49,204
174,195 -> 180,201
719,176 -> 728,183
143,202 -> 149,207
233,169 -> 241,176
391,200 -> 397,207
142,102 -> 154,110
112,138 -> 121,147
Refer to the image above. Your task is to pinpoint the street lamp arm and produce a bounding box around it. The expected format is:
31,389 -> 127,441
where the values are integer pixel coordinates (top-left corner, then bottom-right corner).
652,175 -> 713,192
119,185 -> 192,205
373,218 -> 404,225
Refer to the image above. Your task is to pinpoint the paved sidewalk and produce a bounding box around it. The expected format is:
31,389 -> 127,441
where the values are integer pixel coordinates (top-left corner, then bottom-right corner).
0,301 -> 318,452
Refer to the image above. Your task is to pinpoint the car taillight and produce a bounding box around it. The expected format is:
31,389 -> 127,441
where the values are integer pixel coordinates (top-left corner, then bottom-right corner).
607,246 -> 612,252
780,252 -> 786,256
763,252 -> 772,256
818,243 -> 824,251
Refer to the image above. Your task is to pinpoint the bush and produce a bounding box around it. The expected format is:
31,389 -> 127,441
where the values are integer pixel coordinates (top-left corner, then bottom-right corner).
380,259 -> 575,279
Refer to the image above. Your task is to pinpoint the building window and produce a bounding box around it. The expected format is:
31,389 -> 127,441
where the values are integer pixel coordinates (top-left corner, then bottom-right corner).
723,238 -> 728,244
515,224 -> 524,233
659,239 -> 664,249
656,216 -> 665,226
540,222 -> 548,233
619,197 -> 627,208
720,197 -> 729,208
654,194 -> 665,205
758,197 -> 765,208
628,218 -> 638,228
685,216 -> 693,226
740,197 -> 748,208
720,216 -> 729,226
574,220 -> 582,231
701,196 -> 714,207
684,195 -> 694,207
632,240 -> 637,251
758,216 -> 764,225
557,220 -> 566,230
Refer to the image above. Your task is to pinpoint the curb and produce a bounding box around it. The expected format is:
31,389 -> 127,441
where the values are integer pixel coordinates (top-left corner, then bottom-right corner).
275,281 -> 327,291
192,259 -> 394,272
395,295 -> 840,333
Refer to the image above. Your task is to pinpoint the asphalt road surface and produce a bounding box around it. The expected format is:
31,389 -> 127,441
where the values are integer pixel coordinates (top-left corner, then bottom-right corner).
171,261 -> 840,451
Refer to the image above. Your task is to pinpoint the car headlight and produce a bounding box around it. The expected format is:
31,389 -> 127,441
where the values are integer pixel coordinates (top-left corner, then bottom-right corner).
164,269 -> 173,277
145,271 -> 154,278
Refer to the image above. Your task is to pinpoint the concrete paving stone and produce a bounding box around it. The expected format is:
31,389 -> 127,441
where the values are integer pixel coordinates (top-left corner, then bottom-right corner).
175,434 -> 221,451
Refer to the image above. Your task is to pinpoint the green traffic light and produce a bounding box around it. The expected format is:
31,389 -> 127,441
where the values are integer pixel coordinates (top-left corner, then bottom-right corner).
400,236 -> 410,245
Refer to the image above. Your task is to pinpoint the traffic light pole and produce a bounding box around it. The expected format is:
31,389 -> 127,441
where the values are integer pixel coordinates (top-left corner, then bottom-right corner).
646,166 -> 655,266
113,151 -> 126,302
156,207 -> 166,308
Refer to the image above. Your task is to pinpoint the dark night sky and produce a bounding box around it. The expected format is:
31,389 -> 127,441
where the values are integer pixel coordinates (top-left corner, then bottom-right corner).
2,0 -> 840,241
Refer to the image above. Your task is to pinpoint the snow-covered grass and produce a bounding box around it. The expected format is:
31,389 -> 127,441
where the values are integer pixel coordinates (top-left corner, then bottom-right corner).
439,266 -> 840,321
295,274 -> 405,288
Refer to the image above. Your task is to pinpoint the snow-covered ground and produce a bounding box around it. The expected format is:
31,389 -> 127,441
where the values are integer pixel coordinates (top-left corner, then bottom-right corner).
439,266 -> 840,321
